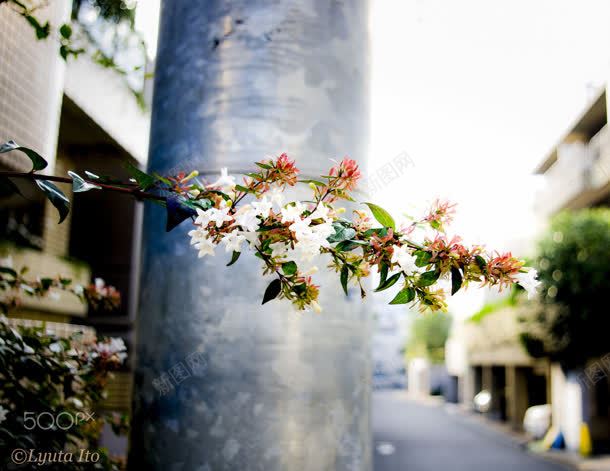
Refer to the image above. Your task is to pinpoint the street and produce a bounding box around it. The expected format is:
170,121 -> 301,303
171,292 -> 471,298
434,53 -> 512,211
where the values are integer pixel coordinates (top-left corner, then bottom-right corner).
373,391 -> 567,471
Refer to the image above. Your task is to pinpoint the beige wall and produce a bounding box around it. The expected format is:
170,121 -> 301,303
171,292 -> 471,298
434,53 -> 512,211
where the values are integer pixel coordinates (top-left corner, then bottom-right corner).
0,1 -> 71,172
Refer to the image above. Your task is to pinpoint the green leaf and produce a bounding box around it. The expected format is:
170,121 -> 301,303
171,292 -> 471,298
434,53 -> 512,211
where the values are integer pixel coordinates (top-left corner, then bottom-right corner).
389,286 -> 415,304
0,267 -> 17,278
262,279 -> 282,305
255,162 -> 272,169
36,180 -> 70,223
335,240 -> 367,252
299,179 -> 326,187
363,202 -> 395,230
0,177 -> 22,198
124,162 -> 156,190
282,261 -> 297,276
165,195 -> 196,232
59,45 -> 69,61
327,223 -> 356,243
417,268 -> 441,287
235,184 -> 251,193
475,255 -> 487,271
340,265 -> 349,296
414,250 -> 432,267
227,251 -> 241,266
25,15 -> 50,39
378,263 -> 389,285
67,171 -> 101,193
0,141 -> 47,171
375,272 -> 401,292
59,23 -> 72,39
451,267 -> 463,295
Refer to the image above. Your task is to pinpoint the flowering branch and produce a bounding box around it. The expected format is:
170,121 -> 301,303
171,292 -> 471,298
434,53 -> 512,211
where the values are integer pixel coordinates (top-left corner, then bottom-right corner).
0,141 -> 540,313
0,260 -> 120,314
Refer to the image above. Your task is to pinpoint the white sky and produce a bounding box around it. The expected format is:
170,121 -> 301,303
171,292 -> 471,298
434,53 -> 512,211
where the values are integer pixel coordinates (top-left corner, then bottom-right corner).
369,0 -> 610,316
136,1 -> 610,316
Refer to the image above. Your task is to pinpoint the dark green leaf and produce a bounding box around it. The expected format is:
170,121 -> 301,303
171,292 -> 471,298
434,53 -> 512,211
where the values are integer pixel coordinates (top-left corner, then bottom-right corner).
67,171 -> 101,193
451,267 -> 463,295
36,180 -> 70,223
327,223 -> 356,243
363,202 -> 395,230
227,251 -> 241,266
375,272 -> 401,292
124,162 -> 156,190
262,279 -> 282,305
340,265 -> 349,296
414,250 -> 432,267
25,15 -> 50,39
59,23 -> 72,39
417,268 -> 441,287
475,255 -> 487,271
0,267 -> 17,278
166,195 -> 196,232
0,141 -> 47,171
282,261 -> 297,276
59,45 -> 69,61
389,286 -> 415,304
0,176 -> 22,198
335,240 -> 367,252
255,162 -> 272,169
378,263 -> 389,285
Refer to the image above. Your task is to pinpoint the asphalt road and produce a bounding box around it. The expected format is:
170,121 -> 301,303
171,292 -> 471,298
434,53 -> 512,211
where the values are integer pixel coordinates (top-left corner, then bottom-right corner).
373,391 -> 568,471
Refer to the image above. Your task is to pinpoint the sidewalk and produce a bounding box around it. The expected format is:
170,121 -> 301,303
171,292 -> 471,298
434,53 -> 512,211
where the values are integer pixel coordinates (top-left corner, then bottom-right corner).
411,394 -> 610,471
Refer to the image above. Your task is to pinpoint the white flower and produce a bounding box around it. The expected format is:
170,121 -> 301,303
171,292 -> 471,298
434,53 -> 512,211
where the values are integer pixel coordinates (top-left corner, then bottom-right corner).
222,231 -> 246,253
309,204 -> 331,221
311,221 -> 334,243
251,196 -> 273,218
195,237 -> 216,258
281,202 -> 305,223
289,217 -> 313,239
188,227 -> 208,246
234,205 -> 261,232
0,405 -> 8,424
269,187 -> 285,208
208,168 -> 236,189
194,208 -> 211,227
514,268 -> 541,300
96,337 -> 127,363
391,245 -> 421,276
207,205 -> 233,228
270,242 -> 289,258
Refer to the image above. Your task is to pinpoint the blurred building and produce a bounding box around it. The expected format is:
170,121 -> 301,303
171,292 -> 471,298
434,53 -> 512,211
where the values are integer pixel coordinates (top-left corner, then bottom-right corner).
448,84 -> 610,451
533,85 -> 610,452
0,0 -> 150,431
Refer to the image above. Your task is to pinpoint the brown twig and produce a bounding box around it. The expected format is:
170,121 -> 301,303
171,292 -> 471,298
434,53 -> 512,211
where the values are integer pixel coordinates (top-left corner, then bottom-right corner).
0,171 -> 167,202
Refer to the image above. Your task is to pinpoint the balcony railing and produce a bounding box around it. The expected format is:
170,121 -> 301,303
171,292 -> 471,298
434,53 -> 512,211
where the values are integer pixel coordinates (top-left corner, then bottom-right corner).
536,125 -> 610,215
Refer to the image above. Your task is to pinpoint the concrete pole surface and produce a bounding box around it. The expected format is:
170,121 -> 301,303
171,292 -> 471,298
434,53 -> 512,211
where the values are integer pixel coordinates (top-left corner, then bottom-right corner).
130,1 -> 371,470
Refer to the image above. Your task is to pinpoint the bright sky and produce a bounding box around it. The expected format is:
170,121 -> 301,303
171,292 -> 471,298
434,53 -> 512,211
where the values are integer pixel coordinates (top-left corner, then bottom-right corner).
369,0 -> 610,315
136,1 -> 610,316
370,0 -> 609,246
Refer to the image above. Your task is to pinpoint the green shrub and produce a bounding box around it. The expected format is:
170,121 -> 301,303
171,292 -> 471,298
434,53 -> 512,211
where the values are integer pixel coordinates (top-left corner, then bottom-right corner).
0,317 -> 128,470
523,209 -> 610,367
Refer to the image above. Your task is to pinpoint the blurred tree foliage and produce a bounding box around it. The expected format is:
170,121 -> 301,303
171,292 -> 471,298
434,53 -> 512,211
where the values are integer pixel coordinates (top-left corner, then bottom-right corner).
520,209 -> 610,368
405,312 -> 451,364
